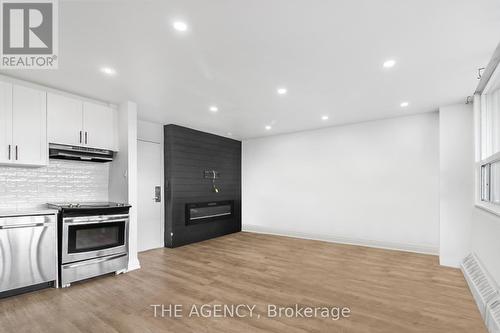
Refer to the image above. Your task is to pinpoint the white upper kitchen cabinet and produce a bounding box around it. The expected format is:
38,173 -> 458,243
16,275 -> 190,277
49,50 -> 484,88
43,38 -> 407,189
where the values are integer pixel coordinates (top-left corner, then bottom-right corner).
47,94 -> 117,151
0,83 -> 48,167
82,101 -> 117,150
11,85 -> 48,166
47,93 -> 84,146
0,82 -> 13,164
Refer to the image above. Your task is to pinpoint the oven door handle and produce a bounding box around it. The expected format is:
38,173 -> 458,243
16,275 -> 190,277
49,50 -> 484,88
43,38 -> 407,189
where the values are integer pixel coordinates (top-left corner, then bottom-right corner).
64,219 -> 128,226
63,214 -> 129,224
63,253 -> 127,269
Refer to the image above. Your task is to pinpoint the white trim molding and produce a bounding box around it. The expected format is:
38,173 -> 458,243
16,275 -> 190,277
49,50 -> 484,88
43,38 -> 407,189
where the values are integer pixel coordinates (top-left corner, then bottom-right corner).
242,224 -> 439,255
475,202 -> 500,219
127,258 -> 141,272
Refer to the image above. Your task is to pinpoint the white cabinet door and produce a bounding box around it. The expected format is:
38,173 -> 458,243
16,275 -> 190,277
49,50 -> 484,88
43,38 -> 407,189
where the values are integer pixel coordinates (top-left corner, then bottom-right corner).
83,102 -> 116,150
12,85 -> 47,166
0,82 -> 13,164
47,93 -> 83,146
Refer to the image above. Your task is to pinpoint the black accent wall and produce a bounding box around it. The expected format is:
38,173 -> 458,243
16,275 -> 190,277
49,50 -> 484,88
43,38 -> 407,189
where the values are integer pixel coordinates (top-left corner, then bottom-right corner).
164,125 -> 242,248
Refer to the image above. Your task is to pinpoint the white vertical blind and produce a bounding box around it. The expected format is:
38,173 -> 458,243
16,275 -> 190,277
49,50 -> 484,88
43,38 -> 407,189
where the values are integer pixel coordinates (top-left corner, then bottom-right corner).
481,88 -> 500,160
491,90 -> 500,156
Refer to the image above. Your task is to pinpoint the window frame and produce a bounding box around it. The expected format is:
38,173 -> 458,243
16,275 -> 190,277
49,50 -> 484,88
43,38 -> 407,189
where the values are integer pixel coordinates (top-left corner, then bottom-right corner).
475,62 -> 500,216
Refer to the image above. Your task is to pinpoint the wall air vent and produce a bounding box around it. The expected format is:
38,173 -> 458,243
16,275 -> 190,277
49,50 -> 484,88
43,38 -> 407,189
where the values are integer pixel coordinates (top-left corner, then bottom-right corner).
461,253 -> 499,320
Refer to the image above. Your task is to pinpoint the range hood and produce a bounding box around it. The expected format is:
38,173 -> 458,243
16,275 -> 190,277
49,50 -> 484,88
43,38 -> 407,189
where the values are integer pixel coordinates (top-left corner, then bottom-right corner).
49,144 -> 114,163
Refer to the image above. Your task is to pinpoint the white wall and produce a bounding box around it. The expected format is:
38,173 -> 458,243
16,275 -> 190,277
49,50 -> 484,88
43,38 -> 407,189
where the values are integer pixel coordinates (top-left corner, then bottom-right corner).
109,101 -> 140,271
138,120 -> 163,143
439,104 -> 474,267
243,113 -> 440,254
108,105 -> 129,204
470,208 -> 500,286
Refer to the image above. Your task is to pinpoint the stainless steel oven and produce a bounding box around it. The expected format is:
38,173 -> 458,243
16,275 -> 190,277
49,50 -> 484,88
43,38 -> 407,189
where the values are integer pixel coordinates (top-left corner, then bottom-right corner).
48,202 -> 130,288
62,214 -> 129,264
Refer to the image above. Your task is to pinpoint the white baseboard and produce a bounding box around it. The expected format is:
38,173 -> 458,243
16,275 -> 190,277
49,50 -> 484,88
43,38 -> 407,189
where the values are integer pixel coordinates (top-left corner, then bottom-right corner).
439,256 -> 462,269
242,224 -> 439,255
127,257 -> 141,272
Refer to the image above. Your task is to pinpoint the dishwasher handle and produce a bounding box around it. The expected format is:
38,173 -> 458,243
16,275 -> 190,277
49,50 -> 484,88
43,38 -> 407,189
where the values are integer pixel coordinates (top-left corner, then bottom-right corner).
0,222 -> 53,230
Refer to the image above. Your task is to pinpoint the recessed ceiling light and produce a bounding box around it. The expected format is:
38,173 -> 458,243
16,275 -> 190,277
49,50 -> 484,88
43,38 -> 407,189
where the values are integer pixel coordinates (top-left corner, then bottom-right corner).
277,88 -> 287,95
400,102 -> 409,108
265,125 -> 272,130
321,115 -> 329,121
173,21 -> 188,32
383,59 -> 396,68
100,67 -> 116,76
209,106 -> 218,112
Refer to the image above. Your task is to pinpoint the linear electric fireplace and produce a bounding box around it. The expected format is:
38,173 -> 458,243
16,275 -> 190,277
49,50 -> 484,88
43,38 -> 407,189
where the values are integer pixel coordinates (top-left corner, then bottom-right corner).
186,201 -> 234,225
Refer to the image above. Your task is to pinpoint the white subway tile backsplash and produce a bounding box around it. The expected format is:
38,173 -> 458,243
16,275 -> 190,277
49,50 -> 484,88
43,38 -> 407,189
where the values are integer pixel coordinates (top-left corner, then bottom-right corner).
0,160 -> 109,210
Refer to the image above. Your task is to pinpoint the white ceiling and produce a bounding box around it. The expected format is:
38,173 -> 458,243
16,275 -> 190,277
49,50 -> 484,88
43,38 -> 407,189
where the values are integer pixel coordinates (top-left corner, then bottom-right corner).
2,0 -> 500,139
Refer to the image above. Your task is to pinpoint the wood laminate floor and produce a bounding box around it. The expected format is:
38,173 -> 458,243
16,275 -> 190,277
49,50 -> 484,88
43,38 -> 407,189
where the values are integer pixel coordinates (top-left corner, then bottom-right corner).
0,232 -> 486,333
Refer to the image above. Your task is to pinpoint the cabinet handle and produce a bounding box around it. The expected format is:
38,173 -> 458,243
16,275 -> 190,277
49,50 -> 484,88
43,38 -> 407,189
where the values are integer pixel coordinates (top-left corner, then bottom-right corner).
85,132 -> 88,144
79,131 -> 82,144
8,145 -> 11,160
15,145 -> 18,160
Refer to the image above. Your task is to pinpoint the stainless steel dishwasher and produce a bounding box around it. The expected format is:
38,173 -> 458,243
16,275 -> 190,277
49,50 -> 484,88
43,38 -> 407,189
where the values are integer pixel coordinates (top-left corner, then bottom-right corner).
0,214 -> 57,297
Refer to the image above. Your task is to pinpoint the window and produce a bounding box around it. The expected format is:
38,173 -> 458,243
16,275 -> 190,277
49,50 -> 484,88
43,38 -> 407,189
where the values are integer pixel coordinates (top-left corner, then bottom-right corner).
476,63 -> 500,214
490,161 -> 500,204
481,164 -> 490,202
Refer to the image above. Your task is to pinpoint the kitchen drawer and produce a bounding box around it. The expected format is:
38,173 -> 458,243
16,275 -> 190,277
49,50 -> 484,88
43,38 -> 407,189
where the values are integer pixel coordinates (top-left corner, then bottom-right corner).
61,253 -> 127,287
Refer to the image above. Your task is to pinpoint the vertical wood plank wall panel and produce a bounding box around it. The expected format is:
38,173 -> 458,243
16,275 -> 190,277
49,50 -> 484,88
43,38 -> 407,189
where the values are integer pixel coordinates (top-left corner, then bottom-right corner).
164,125 -> 241,247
